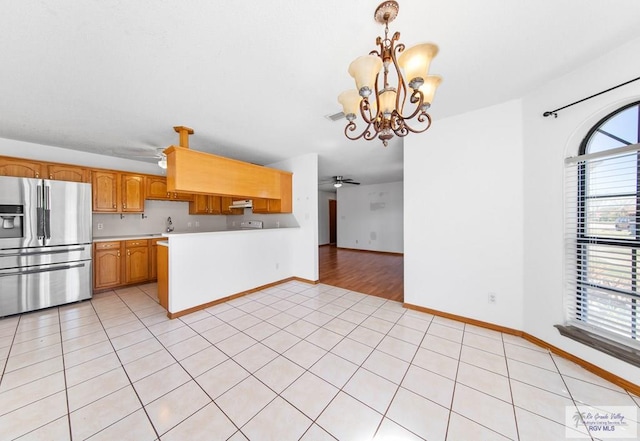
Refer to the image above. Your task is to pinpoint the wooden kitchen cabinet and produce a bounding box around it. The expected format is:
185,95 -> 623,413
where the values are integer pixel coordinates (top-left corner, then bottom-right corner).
92,171 -> 119,212
189,194 -> 222,214
149,238 -> 163,280
157,243 -> 168,309
0,157 -> 43,178
121,174 -> 145,212
124,239 -> 149,284
94,241 -> 123,290
47,164 -> 91,182
220,197 -> 243,215
252,197 -> 282,213
92,171 -> 145,213
146,176 -> 193,201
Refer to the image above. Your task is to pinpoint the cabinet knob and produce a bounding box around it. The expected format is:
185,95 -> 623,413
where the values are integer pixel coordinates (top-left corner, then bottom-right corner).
123,203 -> 126,209
49,174 -> 53,179
35,172 -> 39,178
113,204 -> 116,208
117,251 -> 120,257
127,250 -> 130,256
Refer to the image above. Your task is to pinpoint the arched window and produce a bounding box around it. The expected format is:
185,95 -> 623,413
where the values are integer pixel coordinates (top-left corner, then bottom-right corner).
562,102 -> 640,361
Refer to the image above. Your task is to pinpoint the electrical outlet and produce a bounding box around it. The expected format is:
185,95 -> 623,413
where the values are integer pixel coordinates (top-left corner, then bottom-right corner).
97,223 -> 103,230
195,221 -> 200,227
187,222 -> 192,228
488,293 -> 497,304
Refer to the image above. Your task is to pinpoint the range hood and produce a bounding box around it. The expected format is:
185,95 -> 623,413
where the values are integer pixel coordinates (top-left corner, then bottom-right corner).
230,199 -> 253,209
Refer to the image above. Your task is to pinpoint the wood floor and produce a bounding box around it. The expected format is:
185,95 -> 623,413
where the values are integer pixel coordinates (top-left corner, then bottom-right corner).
318,245 -> 404,302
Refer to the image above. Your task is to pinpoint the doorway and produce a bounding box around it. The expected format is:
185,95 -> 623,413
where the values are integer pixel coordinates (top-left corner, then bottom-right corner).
329,199 -> 337,245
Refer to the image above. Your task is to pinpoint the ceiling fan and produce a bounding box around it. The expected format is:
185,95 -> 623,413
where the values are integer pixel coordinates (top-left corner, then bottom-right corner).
329,175 -> 360,188
126,147 -> 168,169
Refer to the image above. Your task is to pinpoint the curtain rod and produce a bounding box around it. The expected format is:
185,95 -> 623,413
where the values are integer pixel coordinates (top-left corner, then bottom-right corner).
543,76 -> 640,118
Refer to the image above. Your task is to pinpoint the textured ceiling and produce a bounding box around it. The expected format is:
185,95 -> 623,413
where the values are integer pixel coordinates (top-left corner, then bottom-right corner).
1,1 -> 639,191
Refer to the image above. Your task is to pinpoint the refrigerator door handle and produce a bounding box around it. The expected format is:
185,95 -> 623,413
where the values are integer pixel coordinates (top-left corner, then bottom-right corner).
0,262 -> 86,278
0,246 -> 87,257
36,184 -> 45,241
44,185 -> 51,240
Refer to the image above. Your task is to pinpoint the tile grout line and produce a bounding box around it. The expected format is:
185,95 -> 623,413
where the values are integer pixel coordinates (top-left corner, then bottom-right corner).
85,287 -> 164,441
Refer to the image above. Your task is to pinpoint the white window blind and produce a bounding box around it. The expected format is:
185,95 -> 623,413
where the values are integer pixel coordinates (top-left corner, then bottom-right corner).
565,143 -> 640,350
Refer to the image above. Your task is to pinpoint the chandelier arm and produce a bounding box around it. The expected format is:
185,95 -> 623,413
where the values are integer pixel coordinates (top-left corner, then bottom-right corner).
396,89 -> 425,120
395,112 -> 433,135
344,120 -> 379,142
389,36 -> 407,114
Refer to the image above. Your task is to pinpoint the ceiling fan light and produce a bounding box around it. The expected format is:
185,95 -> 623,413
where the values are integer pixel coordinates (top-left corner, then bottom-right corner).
158,156 -> 167,169
398,43 -> 439,91
338,90 -> 362,121
348,55 -> 383,97
334,182 -> 343,188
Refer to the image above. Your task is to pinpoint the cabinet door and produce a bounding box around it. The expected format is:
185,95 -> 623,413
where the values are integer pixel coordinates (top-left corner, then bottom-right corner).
208,196 -> 222,214
171,191 -> 194,202
220,197 -> 243,215
47,164 -> 90,182
149,239 -> 162,280
125,245 -> 149,283
189,194 -> 210,214
0,157 -> 43,178
157,244 -> 168,309
122,174 -> 145,212
92,171 -> 119,212
94,243 -> 122,290
252,198 -> 269,213
146,176 -> 169,200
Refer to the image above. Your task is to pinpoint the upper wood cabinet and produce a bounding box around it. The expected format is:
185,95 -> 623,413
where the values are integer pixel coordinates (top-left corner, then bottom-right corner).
121,174 -> 145,212
0,157 -> 43,178
92,171 -> 119,212
92,171 -> 145,213
165,146 -> 293,213
146,176 -> 192,202
220,197 -> 244,215
47,164 -> 90,182
189,194 -> 222,214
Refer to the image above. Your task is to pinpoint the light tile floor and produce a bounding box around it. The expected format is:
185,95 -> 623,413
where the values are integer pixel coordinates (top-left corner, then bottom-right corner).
0,281 -> 638,440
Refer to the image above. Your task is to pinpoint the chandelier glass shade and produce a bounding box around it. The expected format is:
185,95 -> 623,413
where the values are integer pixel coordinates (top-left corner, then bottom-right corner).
338,1 -> 442,147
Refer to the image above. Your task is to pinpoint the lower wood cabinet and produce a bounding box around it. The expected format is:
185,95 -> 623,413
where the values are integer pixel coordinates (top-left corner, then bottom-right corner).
157,244 -> 168,309
94,241 -> 123,290
124,240 -> 149,284
94,238 -> 159,292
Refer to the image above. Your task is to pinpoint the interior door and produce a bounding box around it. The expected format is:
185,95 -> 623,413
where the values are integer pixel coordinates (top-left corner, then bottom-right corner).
329,199 -> 337,244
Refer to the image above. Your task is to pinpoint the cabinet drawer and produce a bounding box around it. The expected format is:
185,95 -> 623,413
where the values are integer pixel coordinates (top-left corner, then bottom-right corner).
125,239 -> 149,248
95,241 -> 121,250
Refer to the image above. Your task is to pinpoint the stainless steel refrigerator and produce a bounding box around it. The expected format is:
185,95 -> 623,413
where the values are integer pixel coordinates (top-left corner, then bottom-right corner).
0,176 -> 92,316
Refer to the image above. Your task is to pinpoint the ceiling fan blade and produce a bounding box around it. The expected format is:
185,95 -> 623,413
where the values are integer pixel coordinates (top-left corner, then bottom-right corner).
344,181 -> 360,185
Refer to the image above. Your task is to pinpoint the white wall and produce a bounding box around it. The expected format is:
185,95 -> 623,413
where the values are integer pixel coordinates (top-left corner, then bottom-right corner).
265,153 -> 319,282
406,36 -> 640,384
404,100 -> 525,330
337,182 -> 404,253
318,191 -> 335,246
521,36 -> 640,382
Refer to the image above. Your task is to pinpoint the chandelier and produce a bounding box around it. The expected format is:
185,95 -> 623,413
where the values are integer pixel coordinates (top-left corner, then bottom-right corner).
338,1 -> 442,147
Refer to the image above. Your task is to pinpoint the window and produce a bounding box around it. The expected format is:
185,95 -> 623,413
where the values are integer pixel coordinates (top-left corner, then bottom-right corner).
562,102 -> 640,364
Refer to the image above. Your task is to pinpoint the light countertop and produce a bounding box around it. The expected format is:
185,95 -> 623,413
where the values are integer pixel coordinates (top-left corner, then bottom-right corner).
93,234 -> 165,242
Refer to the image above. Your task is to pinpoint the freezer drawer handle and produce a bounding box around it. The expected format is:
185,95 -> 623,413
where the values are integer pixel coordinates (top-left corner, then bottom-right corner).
0,263 -> 86,277
0,247 -> 87,257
